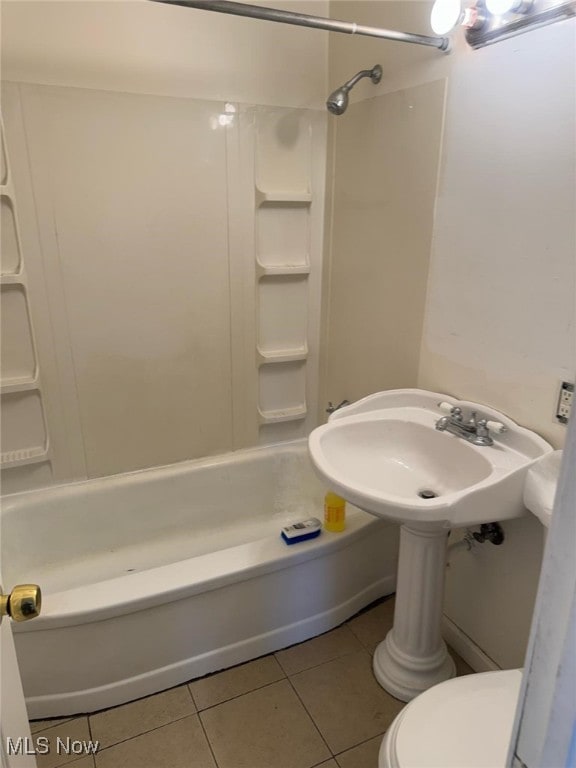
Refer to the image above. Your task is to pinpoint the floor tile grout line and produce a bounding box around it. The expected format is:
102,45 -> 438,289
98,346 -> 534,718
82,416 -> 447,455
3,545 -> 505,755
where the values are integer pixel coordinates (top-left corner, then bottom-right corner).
196,710 -> 221,768
332,730 -> 387,759
87,715 -> 93,743
273,623 -> 360,671
86,715 -> 96,768
284,675 -> 334,758
184,681 -> 199,712
320,724 -> 389,762
311,760 -> 338,768
86,681 -> 195,719
184,652 -> 285,688
286,647 -> 401,759
346,618 -> 394,653
50,746 -> 97,768
188,675 -> 286,715
30,717 -> 77,736
88,711 -> 199,754
34,717 -> 94,768
275,643 -> 366,678
345,624 -> 373,651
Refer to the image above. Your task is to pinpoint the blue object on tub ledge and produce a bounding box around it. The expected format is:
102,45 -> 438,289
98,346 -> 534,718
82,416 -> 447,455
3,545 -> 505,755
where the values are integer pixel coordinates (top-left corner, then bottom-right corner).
281,518 -> 322,545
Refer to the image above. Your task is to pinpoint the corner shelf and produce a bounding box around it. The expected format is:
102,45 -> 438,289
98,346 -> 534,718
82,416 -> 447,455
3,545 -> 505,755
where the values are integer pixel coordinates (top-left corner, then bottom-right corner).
0,376 -> 39,395
1,446 -> 49,469
0,273 -> 25,285
258,405 -> 307,425
255,189 -> 312,206
256,264 -> 310,278
257,347 -> 308,365
252,111 -> 317,445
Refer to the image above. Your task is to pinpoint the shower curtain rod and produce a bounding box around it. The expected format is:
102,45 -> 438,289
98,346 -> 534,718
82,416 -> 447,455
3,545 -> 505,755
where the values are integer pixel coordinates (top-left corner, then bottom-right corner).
151,0 -> 451,51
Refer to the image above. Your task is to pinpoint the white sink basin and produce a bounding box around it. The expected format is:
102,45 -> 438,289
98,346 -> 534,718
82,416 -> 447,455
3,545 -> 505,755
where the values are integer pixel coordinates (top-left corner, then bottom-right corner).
309,389 -> 552,527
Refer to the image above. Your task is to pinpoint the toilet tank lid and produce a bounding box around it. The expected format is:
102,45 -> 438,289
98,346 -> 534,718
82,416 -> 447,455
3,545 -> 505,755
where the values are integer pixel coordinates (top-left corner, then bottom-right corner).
392,669 -> 523,768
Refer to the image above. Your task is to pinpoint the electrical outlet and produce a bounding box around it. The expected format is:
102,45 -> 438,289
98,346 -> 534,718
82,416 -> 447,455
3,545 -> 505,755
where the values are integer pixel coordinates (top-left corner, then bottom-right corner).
556,381 -> 573,424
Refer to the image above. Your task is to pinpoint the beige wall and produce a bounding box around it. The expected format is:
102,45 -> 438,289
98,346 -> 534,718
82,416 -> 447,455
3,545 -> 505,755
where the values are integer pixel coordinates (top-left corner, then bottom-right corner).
1,0 -> 328,108
325,1 -> 575,668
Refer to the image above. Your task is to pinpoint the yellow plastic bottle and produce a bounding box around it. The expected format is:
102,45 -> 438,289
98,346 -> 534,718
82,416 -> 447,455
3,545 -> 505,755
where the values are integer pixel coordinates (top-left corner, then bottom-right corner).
324,491 -> 346,532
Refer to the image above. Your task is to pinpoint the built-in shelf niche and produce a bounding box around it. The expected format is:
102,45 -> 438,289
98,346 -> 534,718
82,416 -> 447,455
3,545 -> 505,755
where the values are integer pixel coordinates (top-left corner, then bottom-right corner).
257,274 -> 308,354
257,198 -> 310,270
1,195 -> 21,275
1,114 -> 53,491
0,462 -> 53,494
259,360 -> 306,414
0,284 -> 36,383
252,107 -> 321,443
255,111 -> 311,194
1,390 -> 47,468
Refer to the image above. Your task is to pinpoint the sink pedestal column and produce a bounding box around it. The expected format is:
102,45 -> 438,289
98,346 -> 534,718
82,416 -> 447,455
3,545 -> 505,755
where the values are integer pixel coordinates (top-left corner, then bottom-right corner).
373,522 -> 455,702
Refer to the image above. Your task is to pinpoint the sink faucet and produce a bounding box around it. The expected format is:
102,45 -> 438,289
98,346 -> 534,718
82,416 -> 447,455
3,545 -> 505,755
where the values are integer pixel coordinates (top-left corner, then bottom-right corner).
435,403 -> 507,447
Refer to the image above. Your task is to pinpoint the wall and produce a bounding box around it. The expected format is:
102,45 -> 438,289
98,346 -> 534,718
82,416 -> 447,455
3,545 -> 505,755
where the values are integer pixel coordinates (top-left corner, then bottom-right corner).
421,13 -> 575,671
420,16 -> 575,450
325,0 -> 575,668
1,0 -> 328,492
1,0 -> 327,108
321,79 -> 446,407
321,0 -> 449,413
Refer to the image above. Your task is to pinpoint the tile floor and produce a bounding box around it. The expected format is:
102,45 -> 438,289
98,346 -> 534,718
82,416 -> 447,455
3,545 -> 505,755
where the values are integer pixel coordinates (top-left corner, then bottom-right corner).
29,596 -> 472,768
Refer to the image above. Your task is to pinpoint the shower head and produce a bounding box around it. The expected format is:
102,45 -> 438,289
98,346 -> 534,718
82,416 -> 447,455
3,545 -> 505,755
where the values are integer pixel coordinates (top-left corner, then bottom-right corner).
326,64 -> 382,115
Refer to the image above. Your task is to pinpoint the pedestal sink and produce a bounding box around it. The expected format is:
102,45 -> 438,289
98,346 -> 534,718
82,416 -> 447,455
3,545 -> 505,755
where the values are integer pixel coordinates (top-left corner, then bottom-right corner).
308,389 -> 552,702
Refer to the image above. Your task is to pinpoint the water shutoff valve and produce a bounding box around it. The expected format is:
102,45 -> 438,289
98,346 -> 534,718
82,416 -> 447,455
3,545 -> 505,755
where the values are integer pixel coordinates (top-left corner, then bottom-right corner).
472,522 -> 505,546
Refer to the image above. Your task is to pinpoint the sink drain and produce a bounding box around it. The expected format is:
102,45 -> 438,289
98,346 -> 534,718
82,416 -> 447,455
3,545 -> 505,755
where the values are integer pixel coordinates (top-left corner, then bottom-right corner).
418,489 -> 439,500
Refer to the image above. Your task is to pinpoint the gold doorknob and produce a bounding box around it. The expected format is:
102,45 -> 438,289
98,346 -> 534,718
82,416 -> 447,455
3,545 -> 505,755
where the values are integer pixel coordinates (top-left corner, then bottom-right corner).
0,584 -> 42,622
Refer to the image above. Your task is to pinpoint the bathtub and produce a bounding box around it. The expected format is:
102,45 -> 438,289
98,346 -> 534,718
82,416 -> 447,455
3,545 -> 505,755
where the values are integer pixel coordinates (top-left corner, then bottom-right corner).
1,439 -> 399,718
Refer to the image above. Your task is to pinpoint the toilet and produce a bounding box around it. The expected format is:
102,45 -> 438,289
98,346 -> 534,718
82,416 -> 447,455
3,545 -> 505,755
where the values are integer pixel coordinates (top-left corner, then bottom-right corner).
379,668 -> 523,768
379,449 -> 561,767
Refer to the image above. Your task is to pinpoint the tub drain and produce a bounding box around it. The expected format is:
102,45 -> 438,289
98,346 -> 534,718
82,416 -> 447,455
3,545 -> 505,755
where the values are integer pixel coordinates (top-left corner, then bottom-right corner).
418,489 -> 439,500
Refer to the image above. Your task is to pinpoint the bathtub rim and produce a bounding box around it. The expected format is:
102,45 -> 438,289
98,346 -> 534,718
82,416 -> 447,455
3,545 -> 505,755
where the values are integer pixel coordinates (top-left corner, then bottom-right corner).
13,511 -> 387,633
1,437 -> 313,504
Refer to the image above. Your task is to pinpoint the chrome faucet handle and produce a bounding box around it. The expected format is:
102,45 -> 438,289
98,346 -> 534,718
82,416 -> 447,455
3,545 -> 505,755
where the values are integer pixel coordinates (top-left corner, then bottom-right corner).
486,420 -> 507,435
477,419 -> 507,435
437,402 -> 463,421
326,399 -> 350,415
469,419 -> 494,446
451,407 -> 463,422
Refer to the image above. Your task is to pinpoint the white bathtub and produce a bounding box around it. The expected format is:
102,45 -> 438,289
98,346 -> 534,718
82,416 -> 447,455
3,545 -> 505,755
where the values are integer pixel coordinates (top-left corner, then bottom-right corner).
1,440 -> 399,718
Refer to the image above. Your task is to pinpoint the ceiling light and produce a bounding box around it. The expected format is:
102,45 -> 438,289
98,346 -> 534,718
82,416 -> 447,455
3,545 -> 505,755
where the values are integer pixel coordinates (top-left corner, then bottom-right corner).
485,0 -> 532,15
430,0 -> 464,34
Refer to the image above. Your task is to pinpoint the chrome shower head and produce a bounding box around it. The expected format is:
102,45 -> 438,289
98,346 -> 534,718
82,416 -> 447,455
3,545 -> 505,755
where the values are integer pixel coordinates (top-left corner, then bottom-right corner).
326,64 -> 382,115
326,88 -> 349,116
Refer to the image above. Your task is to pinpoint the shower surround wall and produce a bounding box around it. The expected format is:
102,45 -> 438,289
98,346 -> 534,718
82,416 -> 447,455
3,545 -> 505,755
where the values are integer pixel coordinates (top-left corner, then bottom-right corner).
321,79 -> 446,406
0,0 -> 328,492
326,1 -> 575,670
1,89 -> 326,489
